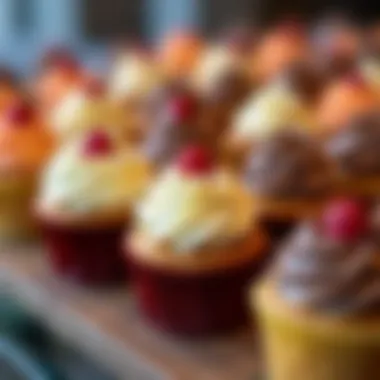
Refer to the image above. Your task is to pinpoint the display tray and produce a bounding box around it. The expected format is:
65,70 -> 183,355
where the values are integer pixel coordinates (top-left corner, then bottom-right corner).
0,245 -> 262,380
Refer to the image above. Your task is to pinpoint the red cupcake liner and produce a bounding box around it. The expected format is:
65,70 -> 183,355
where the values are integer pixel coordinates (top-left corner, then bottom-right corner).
40,221 -> 126,287
127,253 -> 262,336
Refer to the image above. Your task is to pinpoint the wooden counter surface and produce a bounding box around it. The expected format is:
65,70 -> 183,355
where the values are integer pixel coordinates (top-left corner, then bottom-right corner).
0,245 -> 261,380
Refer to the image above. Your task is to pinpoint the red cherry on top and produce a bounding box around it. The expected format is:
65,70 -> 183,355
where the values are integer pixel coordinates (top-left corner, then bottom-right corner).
42,47 -> 79,74
168,95 -> 196,124
176,145 -> 214,175
82,129 -> 113,157
321,198 -> 368,242
5,101 -> 34,126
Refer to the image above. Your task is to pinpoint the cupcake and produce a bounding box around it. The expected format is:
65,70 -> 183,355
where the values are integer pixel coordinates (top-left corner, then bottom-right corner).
318,73 -> 378,134
109,47 -> 162,104
326,112 -> 380,198
126,146 -> 267,335
0,67 -> 20,112
192,42 -> 252,137
158,31 -> 203,79
33,47 -> 83,113
50,76 -> 127,142
252,20 -> 308,84
36,129 -> 152,286
254,198 -> 380,380
244,130 -> 334,239
143,87 -> 214,168
0,100 -> 54,241
226,68 -> 318,168
310,15 -> 360,79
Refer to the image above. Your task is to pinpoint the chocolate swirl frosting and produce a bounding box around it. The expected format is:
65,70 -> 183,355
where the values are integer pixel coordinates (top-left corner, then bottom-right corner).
274,222 -> 380,315
244,131 -> 333,198
326,112 -> 380,177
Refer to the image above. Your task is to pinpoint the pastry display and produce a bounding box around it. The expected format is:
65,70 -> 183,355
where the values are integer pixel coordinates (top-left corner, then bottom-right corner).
36,129 -> 152,286
126,146 -> 266,335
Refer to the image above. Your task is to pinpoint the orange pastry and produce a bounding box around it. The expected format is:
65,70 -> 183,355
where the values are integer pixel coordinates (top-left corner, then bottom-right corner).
318,73 -> 379,134
158,30 -> 203,79
0,99 -> 54,241
251,21 -> 308,84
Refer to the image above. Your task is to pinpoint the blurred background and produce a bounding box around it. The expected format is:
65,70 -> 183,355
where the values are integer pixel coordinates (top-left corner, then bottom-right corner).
1,0 -> 378,74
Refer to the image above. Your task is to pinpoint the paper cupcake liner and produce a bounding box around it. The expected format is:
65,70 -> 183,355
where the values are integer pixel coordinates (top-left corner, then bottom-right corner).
39,220 -> 126,287
127,252 -> 262,336
0,174 -> 37,242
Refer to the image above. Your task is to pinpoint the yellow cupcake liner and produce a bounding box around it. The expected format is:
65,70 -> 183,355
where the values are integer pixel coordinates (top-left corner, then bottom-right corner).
0,174 -> 38,242
254,281 -> 380,380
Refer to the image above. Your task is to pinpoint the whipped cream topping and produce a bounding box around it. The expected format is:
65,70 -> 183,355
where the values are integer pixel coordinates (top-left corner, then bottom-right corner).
39,135 -> 152,214
109,53 -> 162,101
232,82 -> 315,142
137,168 -> 254,253
50,88 -> 125,139
192,46 -> 245,95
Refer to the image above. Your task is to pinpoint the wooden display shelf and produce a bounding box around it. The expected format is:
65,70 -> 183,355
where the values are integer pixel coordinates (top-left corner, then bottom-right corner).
0,245 -> 261,380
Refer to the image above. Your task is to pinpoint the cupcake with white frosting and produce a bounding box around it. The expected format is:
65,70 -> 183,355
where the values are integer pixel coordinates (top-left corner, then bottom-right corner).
36,128 -> 152,286
50,76 -> 128,142
225,73 -> 317,168
126,145 -> 267,335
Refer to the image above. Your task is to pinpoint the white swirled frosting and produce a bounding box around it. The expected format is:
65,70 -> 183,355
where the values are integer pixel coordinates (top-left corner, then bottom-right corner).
109,53 -> 162,101
137,168 -> 255,253
40,137 -> 152,214
192,46 -> 243,94
51,89 -> 125,139
232,83 -> 314,141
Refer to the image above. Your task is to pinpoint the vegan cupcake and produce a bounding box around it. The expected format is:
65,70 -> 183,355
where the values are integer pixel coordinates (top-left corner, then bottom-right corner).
326,111 -> 380,198
244,130 -> 334,239
0,100 -> 54,241
50,76 -> 126,142
36,129 -> 152,286
254,198 -> 380,380
126,146 -> 267,335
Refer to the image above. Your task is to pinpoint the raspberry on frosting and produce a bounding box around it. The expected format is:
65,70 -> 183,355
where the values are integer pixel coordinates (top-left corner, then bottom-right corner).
321,198 -> 368,242
4,100 -> 34,126
176,145 -> 214,175
82,129 -> 113,157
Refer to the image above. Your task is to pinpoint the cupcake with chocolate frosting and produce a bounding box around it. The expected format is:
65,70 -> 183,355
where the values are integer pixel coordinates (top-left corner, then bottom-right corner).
36,128 -> 152,286
254,198 -> 380,380
126,145 -> 267,335
244,130 -> 334,238
326,111 -> 380,198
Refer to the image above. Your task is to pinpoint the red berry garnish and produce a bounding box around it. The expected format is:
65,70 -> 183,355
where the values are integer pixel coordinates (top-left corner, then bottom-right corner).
321,198 -> 368,242
5,101 -> 34,125
168,95 -> 196,124
82,130 -> 113,157
82,77 -> 105,97
176,145 -> 214,175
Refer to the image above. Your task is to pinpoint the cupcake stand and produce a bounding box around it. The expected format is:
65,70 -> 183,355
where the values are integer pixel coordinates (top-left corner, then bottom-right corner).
0,245 -> 262,380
